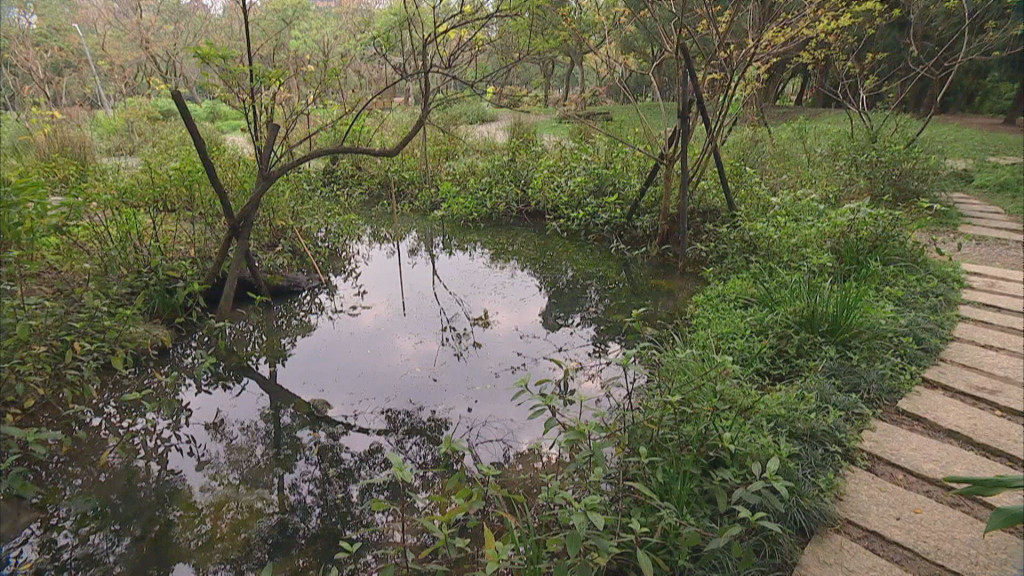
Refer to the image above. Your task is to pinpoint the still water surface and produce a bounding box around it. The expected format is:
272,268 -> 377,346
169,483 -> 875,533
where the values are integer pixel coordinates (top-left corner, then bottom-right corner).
3,215 -> 700,574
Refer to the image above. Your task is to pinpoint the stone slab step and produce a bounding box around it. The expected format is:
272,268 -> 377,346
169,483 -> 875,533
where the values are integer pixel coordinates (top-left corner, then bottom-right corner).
839,468 -> 1024,576
924,362 -> 1024,413
966,217 -> 1024,231
794,533 -> 910,576
956,202 -> 1006,214
959,209 -> 1015,221
968,276 -> 1024,297
941,341 -> 1024,382
963,289 -> 1024,313
962,263 -> 1024,283
951,193 -> 985,201
898,388 -> 1024,461
960,224 -> 1024,242
861,421 -> 1023,508
959,305 -> 1024,332
954,323 -> 1024,354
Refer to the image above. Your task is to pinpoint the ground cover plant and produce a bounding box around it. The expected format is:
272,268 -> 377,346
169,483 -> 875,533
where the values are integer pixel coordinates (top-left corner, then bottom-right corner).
2,0 -> 1019,572
318,112 -> 963,575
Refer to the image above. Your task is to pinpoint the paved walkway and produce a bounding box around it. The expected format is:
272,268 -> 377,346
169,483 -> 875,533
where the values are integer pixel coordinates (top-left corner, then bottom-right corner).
795,194 -> 1024,576
950,192 -> 1024,244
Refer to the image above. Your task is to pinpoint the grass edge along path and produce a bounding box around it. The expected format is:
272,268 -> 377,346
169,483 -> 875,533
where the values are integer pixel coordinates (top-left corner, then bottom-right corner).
793,193 -> 1024,576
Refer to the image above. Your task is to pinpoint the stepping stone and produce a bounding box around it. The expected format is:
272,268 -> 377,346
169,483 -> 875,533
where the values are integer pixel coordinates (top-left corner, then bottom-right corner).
951,192 -> 982,200
946,158 -> 976,171
961,263 -> 1024,283
964,289 -> 1024,313
838,468 -> 1024,576
968,276 -> 1024,297
898,388 -> 1024,460
988,156 -> 1023,165
954,323 -> 1024,354
960,225 -> 1024,242
923,362 -> 1024,413
941,341 -> 1024,382
960,209 -> 1015,221
794,533 -> 910,576
861,421 -> 1023,508
966,217 -> 1023,231
959,305 -> 1024,331
957,203 -> 1005,214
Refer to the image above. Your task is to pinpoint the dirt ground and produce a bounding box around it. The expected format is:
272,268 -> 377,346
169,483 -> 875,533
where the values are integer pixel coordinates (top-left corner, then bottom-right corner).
916,229 -> 1024,270
932,113 -> 1023,135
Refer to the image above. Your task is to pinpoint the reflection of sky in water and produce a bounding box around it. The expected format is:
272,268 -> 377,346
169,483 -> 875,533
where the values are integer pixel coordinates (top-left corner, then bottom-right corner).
176,229 -> 634,481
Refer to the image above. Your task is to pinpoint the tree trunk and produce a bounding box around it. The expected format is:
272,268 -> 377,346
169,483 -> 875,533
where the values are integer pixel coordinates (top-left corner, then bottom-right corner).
812,63 -> 829,108
1004,77 -> 1024,125
677,68 -> 690,254
577,54 -> 586,102
561,58 -> 575,105
541,63 -> 552,107
217,217 -> 254,319
794,69 -> 810,106
657,150 -> 674,245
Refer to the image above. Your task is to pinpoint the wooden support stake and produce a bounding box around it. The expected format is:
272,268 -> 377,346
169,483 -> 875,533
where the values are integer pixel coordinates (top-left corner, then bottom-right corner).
678,43 -> 736,213
626,126 -> 679,224
293,226 -> 326,285
677,65 -> 690,253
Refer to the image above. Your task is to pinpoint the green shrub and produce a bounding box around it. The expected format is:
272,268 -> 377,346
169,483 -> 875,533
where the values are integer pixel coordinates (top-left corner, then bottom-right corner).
434,98 -> 498,126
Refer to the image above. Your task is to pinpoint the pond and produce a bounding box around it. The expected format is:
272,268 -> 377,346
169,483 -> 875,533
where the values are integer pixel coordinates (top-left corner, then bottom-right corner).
2,214 -> 701,575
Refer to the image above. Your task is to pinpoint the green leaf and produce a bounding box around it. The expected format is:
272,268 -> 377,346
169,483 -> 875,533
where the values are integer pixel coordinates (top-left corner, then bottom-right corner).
483,523 -> 495,550
985,504 -> 1024,534
586,510 -> 605,531
566,530 -> 582,558
260,563 -> 273,576
766,455 -> 780,475
636,549 -> 654,576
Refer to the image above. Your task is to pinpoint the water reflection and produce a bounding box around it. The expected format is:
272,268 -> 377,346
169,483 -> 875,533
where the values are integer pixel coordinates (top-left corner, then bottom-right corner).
3,214 -> 700,574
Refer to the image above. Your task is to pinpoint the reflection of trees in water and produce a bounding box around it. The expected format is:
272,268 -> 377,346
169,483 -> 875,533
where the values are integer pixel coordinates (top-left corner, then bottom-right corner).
375,214 -> 696,354
7,215 -> 692,573
7,355 -> 464,574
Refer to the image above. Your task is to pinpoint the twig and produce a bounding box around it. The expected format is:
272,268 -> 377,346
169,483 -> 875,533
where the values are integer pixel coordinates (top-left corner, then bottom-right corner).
292,226 -> 326,284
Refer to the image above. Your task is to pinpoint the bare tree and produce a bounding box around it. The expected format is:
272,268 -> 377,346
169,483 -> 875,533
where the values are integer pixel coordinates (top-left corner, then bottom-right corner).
173,0 -> 514,318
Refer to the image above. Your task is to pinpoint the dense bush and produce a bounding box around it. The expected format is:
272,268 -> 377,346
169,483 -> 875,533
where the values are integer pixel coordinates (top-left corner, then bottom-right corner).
434,98 -> 499,126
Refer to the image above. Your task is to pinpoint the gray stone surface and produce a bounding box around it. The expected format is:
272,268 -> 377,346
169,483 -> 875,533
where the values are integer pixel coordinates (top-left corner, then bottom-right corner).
941,341 -> 1024,382
861,421 -> 1023,509
954,323 -> 1024,354
924,361 -> 1024,413
962,263 -> 1024,282
968,276 -> 1024,297
839,468 -> 1024,576
960,224 -> 1024,242
794,533 -> 911,576
966,217 -> 1024,231
963,289 -> 1024,313
959,209 -> 1015,221
956,202 -> 1006,214
898,388 -> 1024,460
958,208 -> 1015,222
959,305 -> 1024,331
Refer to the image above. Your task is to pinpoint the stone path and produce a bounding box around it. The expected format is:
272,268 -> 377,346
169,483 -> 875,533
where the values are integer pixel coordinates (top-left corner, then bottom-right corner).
950,192 -> 1024,243
795,194 -> 1024,576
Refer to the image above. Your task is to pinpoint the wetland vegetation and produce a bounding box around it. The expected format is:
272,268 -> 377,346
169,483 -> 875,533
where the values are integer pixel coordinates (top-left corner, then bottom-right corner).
1,0 -> 1021,574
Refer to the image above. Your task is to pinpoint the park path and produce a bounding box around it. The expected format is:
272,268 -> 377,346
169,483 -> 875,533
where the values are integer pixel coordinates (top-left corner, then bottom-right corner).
794,194 -> 1023,576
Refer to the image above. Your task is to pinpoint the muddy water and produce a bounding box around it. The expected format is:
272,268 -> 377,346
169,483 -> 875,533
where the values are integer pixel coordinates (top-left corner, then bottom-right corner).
2,214 -> 700,575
